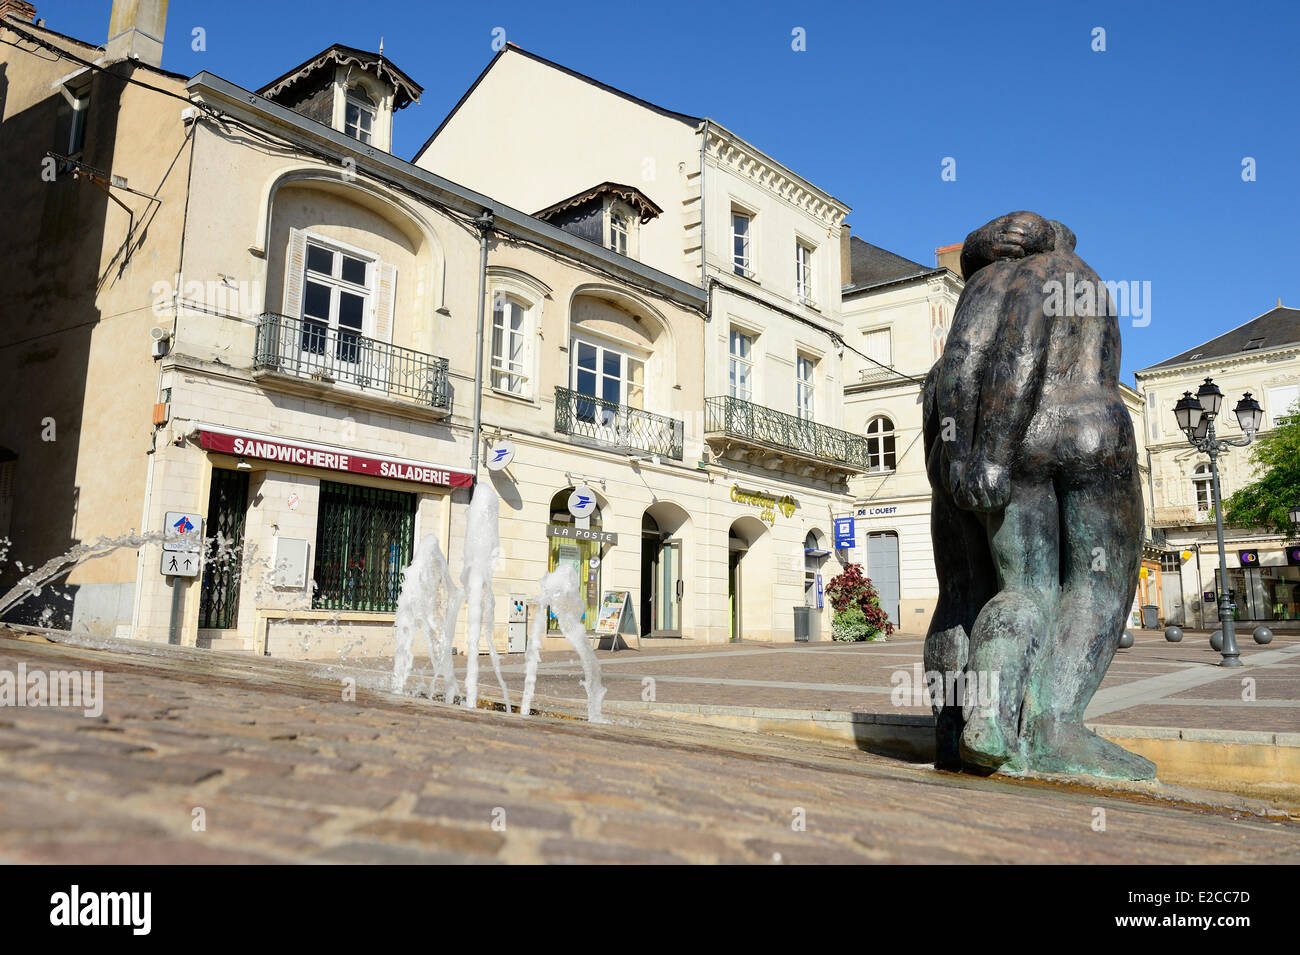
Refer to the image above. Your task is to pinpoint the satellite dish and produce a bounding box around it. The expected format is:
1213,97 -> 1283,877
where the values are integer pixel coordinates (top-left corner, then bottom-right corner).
486,440 -> 515,472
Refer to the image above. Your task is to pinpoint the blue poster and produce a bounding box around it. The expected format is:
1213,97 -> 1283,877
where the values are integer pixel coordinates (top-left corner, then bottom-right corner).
834,516 -> 855,550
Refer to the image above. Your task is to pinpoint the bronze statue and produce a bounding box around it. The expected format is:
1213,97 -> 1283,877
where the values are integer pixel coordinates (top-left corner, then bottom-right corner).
922,211 -> 1155,780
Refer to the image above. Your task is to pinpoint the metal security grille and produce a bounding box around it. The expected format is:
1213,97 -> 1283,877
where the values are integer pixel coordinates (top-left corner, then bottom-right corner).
198,468 -> 250,629
313,481 -> 416,612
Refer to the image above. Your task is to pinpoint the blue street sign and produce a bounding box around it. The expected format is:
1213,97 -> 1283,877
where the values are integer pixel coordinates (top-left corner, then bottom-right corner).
834,516 -> 855,549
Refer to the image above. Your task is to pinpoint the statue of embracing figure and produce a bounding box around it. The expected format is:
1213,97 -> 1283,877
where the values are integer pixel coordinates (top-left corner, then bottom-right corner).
922,210 -> 1156,781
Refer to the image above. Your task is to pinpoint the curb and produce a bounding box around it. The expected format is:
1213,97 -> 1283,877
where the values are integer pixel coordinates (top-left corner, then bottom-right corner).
601,700 -> 1300,812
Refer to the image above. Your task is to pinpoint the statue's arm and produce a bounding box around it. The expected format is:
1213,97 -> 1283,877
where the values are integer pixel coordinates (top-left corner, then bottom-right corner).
959,212 -> 1055,280
954,282 -> 1050,512
934,277 -> 1007,493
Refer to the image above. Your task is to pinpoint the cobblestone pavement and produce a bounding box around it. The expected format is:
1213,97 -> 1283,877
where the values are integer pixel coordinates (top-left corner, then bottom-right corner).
0,631 -> 1297,863
378,630 -> 1300,734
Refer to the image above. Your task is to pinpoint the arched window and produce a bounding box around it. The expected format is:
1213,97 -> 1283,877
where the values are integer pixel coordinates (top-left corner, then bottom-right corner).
548,489 -> 602,628
1193,464 -> 1215,513
866,416 -> 896,472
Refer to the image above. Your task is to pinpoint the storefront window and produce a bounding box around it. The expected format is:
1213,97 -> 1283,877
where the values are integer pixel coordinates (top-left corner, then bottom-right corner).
547,489 -> 602,629
313,481 -> 416,612
1214,564 -> 1300,621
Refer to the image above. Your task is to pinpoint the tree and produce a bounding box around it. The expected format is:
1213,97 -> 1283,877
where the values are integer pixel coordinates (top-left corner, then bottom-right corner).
1223,413 -> 1300,538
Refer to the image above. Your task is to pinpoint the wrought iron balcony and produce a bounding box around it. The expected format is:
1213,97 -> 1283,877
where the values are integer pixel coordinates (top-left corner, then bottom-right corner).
254,312 -> 450,413
705,395 -> 870,471
554,386 -> 684,460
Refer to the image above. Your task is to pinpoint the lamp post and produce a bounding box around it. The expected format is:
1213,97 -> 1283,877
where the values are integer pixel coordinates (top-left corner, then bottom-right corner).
1172,378 -> 1264,666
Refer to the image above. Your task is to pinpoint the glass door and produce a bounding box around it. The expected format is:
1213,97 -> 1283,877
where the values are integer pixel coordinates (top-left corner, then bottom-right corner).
653,539 -> 682,635
300,241 -> 373,387
572,337 -> 645,446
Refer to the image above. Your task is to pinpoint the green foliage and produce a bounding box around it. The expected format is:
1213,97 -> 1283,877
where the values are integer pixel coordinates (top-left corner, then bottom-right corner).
1223,414 -> 1300,538
831,604 -> 871,642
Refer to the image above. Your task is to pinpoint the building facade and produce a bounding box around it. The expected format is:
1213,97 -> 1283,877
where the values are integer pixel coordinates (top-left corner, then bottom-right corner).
1,3 -> 874,655
417,46 -> 868,644
1136,304 -> 1300,630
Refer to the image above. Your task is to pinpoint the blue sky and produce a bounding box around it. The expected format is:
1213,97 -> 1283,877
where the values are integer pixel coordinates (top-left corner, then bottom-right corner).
42,0 -> 1300,382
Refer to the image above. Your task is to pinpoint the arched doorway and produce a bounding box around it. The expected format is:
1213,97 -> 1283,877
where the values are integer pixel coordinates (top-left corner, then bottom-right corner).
548,488 -> 605,628
640,502 -> 689,637
804,530 -> 829,608
728,516 -> 771,642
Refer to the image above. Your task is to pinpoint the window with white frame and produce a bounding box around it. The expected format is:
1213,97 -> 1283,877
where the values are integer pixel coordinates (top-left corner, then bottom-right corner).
795,240 -> 815,305
729,328 -> 755,401
491,293 -> 530,395
344,87 -> 376,144
571,335 -> 646,442
300,240 -> 373,368
796,354 -> 815,421
1193,464 -> 1215,513
866,416 -> 896,472
607,206 -> 631,256
732,210 -> 753,277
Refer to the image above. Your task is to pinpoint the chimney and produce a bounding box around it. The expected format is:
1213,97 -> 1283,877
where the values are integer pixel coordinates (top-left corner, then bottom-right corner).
0,1 -> 37,22
106,0 -> 168,67
840,222 -> 852,286
935,242 -> 962,276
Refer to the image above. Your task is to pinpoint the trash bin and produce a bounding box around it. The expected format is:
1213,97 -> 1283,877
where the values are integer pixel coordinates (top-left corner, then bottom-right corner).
1141,605 -> 1158,630
793,606 -> 816,642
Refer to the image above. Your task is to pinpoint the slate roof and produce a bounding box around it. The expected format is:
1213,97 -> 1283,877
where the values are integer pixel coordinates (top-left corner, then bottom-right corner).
1145,305 -> 1300,370
534,182 -> 663,223
843,236 -> 946,293
258,43 -> 423,109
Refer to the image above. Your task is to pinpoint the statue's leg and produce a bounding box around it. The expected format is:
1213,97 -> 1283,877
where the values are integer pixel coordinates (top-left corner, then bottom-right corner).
1022,470 -> 1155,780
924,484 -> 996,770
959,477 -> 1058,773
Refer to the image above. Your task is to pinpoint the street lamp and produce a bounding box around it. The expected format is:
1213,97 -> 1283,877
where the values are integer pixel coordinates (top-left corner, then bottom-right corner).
1290,503 -> 1300,528
1171,378 -> 1261,666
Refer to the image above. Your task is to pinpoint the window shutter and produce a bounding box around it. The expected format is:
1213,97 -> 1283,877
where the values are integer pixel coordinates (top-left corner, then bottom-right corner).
282,228 -> 307,318
863,328 -> 892,367
373,261 -> 397,343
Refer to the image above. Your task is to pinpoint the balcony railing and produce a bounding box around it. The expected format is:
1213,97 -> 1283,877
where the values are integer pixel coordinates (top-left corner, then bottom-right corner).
705,395 -> 870,470
554,386 -> 684,460
254,312 -> 450,412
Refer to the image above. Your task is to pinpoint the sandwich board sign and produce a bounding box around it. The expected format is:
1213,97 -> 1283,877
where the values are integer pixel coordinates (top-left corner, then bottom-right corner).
594,590 -> 640,650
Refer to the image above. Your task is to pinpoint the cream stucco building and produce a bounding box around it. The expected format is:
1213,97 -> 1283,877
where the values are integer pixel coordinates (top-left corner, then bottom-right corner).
1135,303 -> 1300,630
1,3 -> 876,656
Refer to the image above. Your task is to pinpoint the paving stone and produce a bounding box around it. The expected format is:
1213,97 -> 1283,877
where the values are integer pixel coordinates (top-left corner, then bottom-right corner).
222,773 -> 397,810
412,795 -> 573,833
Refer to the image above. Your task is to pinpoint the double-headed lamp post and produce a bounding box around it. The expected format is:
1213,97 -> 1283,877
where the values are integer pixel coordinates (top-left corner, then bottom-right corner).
1172,378 -> 1264,667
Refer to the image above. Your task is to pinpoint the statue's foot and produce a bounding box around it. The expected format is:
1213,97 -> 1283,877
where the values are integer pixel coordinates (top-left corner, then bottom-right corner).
959,712 -> 1024,773
1028,723 -> 1156,781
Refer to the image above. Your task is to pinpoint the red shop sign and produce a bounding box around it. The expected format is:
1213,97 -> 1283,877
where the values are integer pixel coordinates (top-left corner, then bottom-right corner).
199,430 -> 473,488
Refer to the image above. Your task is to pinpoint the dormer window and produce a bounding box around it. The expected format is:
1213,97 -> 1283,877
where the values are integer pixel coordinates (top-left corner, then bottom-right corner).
344,88 -> 376,144
608,208 -> 630,255
533,183 -> 662,261
256,45 -> 423,156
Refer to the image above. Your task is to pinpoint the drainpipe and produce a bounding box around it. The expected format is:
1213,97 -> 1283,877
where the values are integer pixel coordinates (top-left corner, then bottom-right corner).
470,210 -> 495,480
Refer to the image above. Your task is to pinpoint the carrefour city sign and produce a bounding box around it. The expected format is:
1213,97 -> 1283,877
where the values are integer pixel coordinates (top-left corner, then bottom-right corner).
731,485 -> 796,525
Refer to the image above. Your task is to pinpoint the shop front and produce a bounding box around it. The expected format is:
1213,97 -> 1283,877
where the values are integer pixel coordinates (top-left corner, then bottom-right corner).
189,424 -> 472,656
